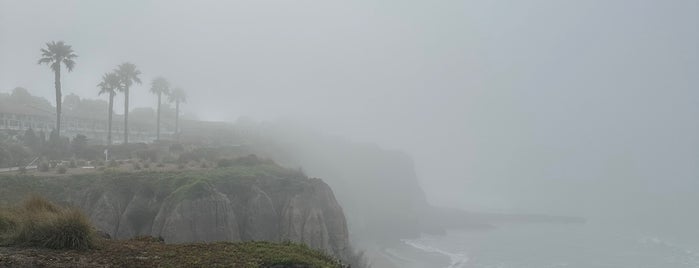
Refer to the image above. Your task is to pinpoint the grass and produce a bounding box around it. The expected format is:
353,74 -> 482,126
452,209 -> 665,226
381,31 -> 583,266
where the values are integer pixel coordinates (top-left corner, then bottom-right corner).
0,238 -> 346,268
0,196 -> 96,250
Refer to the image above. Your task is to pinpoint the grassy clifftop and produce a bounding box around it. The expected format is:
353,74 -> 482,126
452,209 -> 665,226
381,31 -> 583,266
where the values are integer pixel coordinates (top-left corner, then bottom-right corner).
0,197 -> 345,268
0,238 -> 345,268
0,160 -> 309,207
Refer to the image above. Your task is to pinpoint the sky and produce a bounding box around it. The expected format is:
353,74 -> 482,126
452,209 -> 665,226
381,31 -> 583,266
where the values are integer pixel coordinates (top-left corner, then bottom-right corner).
1,0 -> 698,228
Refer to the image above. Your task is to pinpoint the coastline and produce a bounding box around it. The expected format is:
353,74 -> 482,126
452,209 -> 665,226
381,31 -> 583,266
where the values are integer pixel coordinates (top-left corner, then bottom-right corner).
361,238 -> 457,268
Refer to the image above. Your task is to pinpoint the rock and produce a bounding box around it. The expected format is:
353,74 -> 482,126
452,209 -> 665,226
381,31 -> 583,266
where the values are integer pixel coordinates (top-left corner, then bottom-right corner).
152,184 -> 241,243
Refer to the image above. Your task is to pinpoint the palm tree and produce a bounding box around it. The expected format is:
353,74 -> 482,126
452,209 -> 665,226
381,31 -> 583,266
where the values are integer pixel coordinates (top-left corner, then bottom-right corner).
150,77 -> 170,141
168,87 -> 187,136
97,72 -> 120,145
115,62 -> 142,144
37,41 -> 77,137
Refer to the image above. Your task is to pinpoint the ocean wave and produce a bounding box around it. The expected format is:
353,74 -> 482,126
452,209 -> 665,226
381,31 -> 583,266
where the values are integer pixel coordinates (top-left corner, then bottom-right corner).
636,235 -> 699,266
401,238 -> 469,268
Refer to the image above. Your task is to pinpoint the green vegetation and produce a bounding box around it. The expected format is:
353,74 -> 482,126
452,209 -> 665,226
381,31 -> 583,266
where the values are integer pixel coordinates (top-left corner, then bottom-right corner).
0,196 -> 96,250
0,156 -> 306,206
38,162 -> 49,172
0,237 -> 345,268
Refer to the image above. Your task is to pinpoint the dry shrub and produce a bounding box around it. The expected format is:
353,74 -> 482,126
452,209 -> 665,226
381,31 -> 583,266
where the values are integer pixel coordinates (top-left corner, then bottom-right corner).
0,196 -> 96,250
0,210 -> 18,234
23,195 -> 60,213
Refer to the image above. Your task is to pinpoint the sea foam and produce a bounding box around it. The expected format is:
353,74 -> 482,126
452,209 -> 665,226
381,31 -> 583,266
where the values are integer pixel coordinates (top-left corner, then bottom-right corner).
401,238 -> 469,268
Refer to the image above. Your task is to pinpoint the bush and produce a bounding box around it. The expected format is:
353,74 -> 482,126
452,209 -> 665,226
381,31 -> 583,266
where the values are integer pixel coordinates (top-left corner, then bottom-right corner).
23,196 -> 59,213
31,209 -> 94,249
161,156 -> 177,164
0,211 -> 17,234
135,149 -> 159,162
0,196 -> 96,250
57,166 -> 67,174
217,158 -> 234,168
68,160 -> 77,168
234,154 -> 273,166
38,162 -> 49,172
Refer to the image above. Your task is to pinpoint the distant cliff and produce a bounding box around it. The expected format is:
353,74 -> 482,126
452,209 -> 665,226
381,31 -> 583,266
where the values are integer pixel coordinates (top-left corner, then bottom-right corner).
233,123 -> 584,242
237,124 -> 437,241
0,164 -> 350,259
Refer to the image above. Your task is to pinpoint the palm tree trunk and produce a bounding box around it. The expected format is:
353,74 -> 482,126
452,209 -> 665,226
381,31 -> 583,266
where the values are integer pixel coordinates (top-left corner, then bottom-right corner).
54,66 -> 62,136
156,93 -> 161,141
123,87 -> 129,144
107,93 -> 113,145
175,101 -> 180,135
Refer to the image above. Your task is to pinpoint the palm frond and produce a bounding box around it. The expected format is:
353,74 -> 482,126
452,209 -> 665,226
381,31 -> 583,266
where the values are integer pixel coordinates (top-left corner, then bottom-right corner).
98,72 -> 120,96
37,57 -> 52,65
39,41 -> 77,72
150,76 -> 170,94
168,87 -> 187,103
51,62 -> 60,72
63,59 -> 76,72
115,62 -> 142,86
40,48 -> 53,57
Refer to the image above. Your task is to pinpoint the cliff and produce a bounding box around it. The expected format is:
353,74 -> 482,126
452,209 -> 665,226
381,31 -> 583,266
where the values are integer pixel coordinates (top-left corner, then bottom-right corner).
0,164 -> 350,259
238,125 -> 436,241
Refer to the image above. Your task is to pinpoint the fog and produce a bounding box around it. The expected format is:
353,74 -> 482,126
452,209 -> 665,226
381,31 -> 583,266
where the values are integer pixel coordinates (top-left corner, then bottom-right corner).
2,0 -> 699,266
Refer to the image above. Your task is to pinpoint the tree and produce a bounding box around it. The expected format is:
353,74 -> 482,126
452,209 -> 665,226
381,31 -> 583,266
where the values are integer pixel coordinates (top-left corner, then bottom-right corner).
115,62 -> 142,144
45,128 -> 70,159
62,93 -> 81,114
71,134 -> 88,158
38,41 -> 77,137
38,131 -> 46,149
0,145 -> 11,168
8,87 -> 54,112
168,87 -> 187,136
150,77 -> 170,141
98,72 -> 121,145
22,128 -> 40,152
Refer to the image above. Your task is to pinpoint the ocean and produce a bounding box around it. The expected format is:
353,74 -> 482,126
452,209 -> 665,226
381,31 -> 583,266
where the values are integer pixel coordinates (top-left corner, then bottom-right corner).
386,222 -> 699,268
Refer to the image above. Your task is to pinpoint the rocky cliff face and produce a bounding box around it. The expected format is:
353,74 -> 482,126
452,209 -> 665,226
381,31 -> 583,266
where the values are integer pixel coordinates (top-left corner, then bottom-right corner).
0,165 -> 350,258
245,125 -> 437,241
